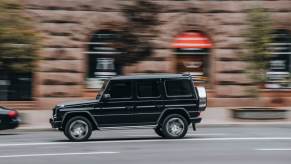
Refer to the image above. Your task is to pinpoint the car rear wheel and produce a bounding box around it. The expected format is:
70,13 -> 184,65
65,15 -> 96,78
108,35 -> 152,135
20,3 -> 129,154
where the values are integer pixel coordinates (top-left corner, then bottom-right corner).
64,116 -> 92,142
162,114 -> 188,139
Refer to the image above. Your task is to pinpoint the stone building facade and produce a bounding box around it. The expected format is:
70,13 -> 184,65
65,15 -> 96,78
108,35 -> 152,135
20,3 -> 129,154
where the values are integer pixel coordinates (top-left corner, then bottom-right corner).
12,0 -> 291,109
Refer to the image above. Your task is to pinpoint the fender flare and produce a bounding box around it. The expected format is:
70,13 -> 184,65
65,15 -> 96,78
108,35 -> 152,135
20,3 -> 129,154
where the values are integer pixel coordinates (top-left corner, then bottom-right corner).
156,107 -> 191,125
61,111 -> 99,130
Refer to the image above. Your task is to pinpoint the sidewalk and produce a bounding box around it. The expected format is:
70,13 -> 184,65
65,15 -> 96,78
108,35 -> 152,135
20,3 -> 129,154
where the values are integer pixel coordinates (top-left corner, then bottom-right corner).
17,108 -> 291,130
200,107 -> 291,126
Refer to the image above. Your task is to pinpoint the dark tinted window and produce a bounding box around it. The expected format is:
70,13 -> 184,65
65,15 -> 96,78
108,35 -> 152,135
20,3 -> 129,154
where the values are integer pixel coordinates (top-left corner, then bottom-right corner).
137,80 -> 160,98
109,81 -> 131,98
165,79 -> 192,96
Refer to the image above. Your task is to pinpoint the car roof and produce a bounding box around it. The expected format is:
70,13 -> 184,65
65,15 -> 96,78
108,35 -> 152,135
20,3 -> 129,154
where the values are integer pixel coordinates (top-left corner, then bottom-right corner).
111,73 -> 191,80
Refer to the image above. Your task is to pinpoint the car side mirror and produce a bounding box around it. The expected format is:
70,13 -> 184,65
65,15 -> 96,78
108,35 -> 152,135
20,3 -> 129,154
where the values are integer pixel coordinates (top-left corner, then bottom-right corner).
103,93 -> 111,100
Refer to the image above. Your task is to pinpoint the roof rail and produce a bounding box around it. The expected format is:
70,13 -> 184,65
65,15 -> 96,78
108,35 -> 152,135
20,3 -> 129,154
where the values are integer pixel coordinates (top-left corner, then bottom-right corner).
182,72 -> 191,76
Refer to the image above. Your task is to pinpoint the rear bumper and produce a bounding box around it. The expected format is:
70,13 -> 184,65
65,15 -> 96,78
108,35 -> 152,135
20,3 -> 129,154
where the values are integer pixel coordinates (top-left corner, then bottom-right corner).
190,117 -> 202,124
0,118 -> 20,130
49,118 -> 62,128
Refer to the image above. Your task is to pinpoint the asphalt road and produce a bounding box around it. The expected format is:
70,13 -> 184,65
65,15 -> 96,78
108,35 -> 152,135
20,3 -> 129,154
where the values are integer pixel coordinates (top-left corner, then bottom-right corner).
0,125 -> 291,164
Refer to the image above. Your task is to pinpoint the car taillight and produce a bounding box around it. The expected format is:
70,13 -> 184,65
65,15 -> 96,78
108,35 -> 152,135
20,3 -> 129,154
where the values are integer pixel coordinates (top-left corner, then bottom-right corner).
8,111 -> 17,119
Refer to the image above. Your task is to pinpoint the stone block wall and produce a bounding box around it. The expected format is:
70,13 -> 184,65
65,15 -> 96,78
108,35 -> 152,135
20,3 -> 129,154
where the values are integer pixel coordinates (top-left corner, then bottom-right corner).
22,0 -> 291,107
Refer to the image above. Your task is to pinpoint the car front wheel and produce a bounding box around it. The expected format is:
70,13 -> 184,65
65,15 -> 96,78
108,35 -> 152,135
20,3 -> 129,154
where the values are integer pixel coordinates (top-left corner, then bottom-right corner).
162,114 -> 188,139
64,116 -> 92,142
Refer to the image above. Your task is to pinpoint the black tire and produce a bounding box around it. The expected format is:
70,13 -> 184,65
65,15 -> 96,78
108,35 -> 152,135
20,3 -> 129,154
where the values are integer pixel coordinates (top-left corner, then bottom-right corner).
161,114 -> 188,139
154,127 -> 165,137
64,116 -> 92,142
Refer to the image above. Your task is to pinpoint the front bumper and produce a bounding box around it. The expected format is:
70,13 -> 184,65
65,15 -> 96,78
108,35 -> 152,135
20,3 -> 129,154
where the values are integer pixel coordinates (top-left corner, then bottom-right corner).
190,117 -> 202,124
49,118 -> 62,128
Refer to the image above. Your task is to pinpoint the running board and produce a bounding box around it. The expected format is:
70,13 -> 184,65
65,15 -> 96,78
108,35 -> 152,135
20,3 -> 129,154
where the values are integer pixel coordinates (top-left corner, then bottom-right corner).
99,125 -> 157,131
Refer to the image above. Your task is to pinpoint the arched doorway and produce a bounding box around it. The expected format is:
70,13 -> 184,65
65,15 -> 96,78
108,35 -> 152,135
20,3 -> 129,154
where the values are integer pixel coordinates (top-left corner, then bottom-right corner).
172,31 -> 212,85
86,30 -> 125,89
266,29 -> 291,88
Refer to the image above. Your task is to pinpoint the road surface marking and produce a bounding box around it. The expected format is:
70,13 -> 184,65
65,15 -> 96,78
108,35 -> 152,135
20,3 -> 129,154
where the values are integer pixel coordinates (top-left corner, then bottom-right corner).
0,151 -> 119,158
128,133 -> 226,137
257,148 -> 291,151
1,137 -> 291,147
127,134 -> 159,137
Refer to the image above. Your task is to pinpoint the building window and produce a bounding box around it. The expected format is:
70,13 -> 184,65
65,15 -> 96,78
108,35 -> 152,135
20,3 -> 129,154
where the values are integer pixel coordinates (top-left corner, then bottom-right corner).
266,29 -> 291,89
86,30 -> 124,89
0,71 -> 32,100
172,32 -> 212,85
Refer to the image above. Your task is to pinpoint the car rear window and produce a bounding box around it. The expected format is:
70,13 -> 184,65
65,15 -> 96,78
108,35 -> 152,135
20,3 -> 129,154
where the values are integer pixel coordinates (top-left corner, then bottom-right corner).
165,79 -> 192,96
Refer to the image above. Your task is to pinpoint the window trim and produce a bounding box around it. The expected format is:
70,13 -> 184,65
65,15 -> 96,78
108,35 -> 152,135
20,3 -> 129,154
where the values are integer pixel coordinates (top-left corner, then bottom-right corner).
135,79 -> 162,99
164,79 -> 194,98
191,80 -> 199,101
105,80 -> 133,100
265,29 -> 291,89
86,30 -> 124,89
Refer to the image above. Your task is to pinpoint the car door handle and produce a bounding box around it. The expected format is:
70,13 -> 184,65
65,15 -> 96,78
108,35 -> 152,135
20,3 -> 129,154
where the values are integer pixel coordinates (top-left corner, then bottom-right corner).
126,106 -> 134,110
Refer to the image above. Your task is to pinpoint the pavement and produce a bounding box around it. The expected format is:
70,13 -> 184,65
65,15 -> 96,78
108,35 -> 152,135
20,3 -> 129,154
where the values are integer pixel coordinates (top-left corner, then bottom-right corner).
17,107 -> 291,130
0,126 -> 291,164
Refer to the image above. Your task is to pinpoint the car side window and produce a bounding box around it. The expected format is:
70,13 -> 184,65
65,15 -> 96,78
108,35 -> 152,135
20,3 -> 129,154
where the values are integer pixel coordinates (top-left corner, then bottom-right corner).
165,79 -> 192,97
137,80 -> 160,98
108,80 -> 132,99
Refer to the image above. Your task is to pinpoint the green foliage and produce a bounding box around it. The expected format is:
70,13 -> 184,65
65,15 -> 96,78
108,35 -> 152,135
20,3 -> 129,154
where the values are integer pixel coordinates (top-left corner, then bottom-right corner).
122,0 -> 159,30
0,0 -> 39,73
244,7 -> 273,83
119,0 -> 160,64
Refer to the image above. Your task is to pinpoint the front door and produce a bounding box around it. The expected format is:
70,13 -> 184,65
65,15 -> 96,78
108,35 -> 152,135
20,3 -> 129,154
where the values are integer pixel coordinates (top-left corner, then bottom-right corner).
95,80 -> 136,127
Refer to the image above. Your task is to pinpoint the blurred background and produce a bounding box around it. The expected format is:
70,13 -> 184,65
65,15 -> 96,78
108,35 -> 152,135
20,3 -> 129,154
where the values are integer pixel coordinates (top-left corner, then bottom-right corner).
0,0 -> 291,112
1,1 -> 291,163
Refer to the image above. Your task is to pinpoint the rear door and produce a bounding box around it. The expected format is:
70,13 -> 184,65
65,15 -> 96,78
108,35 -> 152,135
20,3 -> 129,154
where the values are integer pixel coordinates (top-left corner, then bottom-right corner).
163,78 -> 198,114
134,79 -> 164,125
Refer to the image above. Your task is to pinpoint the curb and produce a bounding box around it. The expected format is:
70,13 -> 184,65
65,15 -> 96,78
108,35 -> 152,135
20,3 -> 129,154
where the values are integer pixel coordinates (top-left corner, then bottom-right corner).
198,122 -> 291,128
13,127 -> 56,132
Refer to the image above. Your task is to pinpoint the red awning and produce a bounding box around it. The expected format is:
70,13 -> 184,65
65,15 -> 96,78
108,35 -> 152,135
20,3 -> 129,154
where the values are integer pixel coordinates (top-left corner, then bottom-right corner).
172,32 -> 212,49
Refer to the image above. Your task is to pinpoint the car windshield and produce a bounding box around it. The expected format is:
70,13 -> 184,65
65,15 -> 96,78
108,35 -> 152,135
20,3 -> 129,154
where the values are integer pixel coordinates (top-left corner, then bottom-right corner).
97,79 -> 109,97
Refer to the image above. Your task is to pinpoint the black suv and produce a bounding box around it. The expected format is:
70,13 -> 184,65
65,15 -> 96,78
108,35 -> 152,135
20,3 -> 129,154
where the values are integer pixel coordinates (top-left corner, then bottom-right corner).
50,74 -> 207,141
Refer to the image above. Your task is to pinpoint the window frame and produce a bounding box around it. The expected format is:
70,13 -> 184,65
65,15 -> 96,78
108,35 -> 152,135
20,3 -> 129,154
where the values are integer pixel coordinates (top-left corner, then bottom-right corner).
135,79 -> 162,99
86,30 -> 124,89
265,29 -> 291,89
164,78 -> 194,98
104,80 -> 133,100
191,80 -> 199,100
